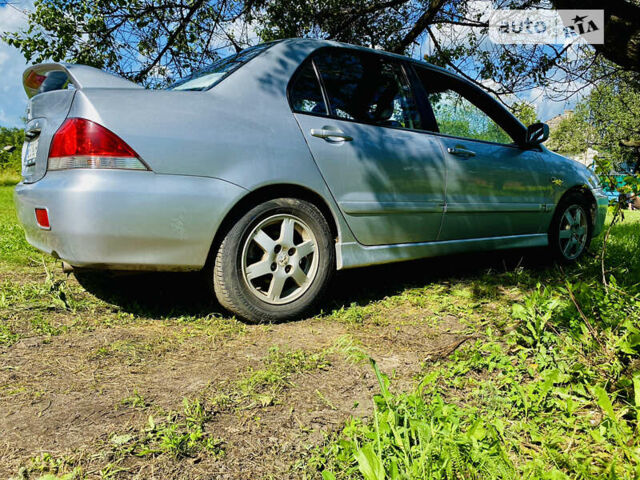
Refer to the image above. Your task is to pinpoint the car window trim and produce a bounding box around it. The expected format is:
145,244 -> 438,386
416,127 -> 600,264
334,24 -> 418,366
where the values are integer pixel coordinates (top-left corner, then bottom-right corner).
311,58 -> 332,117
287,51 -> 327,116
423,129 -> 533,150
405,62 -> 438,133
396,61 -> 426,131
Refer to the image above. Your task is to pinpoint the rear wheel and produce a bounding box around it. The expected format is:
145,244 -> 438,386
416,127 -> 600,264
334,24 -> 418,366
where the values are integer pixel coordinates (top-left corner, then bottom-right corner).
212,198 -> 335,323
549,193 -> 592,263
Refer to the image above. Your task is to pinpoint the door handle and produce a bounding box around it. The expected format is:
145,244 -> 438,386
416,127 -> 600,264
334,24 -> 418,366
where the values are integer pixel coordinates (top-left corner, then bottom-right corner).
447,146 -> 476,157
310,128 -> 353,142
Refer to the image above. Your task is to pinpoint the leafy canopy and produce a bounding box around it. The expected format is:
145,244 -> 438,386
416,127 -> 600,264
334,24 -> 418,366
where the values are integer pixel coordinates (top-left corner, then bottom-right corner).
547,69 -> 640,173
1,0 -> 626,98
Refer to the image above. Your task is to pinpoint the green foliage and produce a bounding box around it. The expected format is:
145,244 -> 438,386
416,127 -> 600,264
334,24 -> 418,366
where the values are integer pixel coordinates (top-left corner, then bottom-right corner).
0,127 -> 23,185
512,284 -> 562,348
27,453 -> 81,479
511,101 -> 538,127
0,186 -> 40,267
36,473 -> 83,480
232,347 -> 329,408
2,0 -> 235,85
0,320 -> 18,346
578,71 -> 640,172
119,389 -> 149,409
332,335 -> 368,365
546,110 -> 594,157
21,399 -> 224,478
547,69 -> 640,174
316,358 -> 515,479
109,398 -> 223,459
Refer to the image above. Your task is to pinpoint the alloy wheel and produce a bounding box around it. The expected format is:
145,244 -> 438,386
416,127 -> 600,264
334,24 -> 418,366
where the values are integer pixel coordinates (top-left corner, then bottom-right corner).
558,204 -> 588,260
241,214 -> 319,305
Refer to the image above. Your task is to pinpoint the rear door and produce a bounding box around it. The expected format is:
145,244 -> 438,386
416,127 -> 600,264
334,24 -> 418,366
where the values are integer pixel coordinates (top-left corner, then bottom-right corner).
412,66 -> 551,241
290,48 -> 446,246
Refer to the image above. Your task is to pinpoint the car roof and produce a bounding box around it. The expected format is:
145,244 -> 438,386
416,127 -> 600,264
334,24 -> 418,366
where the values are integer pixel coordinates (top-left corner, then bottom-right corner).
278,37 -> 453,76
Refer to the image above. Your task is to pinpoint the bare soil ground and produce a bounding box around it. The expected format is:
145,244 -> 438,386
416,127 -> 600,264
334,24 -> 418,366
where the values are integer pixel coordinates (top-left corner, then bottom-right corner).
0,248 -> 535,479
0,249 -> 536,479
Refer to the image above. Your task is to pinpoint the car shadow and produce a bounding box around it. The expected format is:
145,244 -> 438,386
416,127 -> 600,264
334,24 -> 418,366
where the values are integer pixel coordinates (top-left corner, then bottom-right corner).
73,269 -> 218,319
324,247 -> 554,311
73,247 -> 555,322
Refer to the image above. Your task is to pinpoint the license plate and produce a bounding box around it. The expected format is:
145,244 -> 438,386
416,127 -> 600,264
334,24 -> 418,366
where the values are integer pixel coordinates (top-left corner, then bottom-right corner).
24,138 -> 39,167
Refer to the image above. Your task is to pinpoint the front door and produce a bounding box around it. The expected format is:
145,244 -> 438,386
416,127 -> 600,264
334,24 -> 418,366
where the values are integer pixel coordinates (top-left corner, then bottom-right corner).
438,136 -> 550,240
289,48 -> 446,246
412,66 -> 551,240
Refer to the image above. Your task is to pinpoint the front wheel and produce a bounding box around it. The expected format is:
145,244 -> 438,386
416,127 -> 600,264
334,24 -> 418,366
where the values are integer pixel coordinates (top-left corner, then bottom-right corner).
212,198 -> 335,323
549,193 -> 592,263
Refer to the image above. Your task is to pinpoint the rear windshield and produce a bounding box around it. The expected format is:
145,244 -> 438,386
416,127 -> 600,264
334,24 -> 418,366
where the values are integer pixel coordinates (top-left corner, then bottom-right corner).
168,42 -> 276,91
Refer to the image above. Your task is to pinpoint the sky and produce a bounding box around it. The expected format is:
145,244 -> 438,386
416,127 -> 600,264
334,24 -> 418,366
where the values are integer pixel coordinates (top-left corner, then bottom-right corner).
0,1 -> 580,129
0,1 -> 30,127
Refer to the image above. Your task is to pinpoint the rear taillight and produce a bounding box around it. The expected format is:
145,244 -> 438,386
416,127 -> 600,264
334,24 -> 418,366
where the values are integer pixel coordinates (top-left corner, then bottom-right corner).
48,118 -> 149,171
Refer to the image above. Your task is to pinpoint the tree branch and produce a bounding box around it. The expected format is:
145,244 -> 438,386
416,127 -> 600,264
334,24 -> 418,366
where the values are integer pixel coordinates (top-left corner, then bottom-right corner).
425,26 -> 513,107
390,0 -> 447,54
134,0 -> 207,82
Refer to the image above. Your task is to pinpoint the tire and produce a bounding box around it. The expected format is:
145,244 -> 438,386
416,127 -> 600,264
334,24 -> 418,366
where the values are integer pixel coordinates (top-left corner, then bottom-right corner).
212,198 -> 335,323
549,192 -> 593,263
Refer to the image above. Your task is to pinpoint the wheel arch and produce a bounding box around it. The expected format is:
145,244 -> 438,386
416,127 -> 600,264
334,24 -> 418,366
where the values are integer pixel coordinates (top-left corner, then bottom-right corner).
205,183 -> 340,265
552,184 -> 598,229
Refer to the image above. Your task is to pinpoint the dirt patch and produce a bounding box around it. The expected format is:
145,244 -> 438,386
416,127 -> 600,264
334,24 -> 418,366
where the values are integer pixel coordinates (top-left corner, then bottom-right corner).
0,253 -> 514,478
0,308 -> 472,478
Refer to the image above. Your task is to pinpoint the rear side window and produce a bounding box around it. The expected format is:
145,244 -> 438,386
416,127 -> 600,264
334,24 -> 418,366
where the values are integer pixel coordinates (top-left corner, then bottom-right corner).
311,49 -> 422,130
289,62 -> 327,115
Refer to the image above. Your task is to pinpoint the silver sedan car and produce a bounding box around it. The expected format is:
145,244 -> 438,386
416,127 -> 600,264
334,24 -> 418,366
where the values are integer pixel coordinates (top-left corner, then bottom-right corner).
15,38 -> 608,323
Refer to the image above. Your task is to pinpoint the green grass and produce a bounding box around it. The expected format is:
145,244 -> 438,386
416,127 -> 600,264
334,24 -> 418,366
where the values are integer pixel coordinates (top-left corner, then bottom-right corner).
305,210 -> 640,480
0,185 -> 42,268
211,346 -> 331,409
0,172 -> 20,187
111,398 -> 224,459
119,389 -> 149,409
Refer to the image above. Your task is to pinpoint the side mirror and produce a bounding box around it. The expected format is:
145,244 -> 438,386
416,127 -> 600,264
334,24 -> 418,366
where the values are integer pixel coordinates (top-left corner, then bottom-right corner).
525,122 -> 549,146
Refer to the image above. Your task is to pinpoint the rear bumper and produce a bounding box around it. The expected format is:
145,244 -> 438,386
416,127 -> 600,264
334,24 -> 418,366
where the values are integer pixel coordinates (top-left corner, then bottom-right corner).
14,170 -> 247,270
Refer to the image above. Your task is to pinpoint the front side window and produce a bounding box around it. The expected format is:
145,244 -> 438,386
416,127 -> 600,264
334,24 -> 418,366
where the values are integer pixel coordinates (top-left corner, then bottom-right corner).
169,42 -> 275,91
312,49 -> 422,130
415,68 -> 514,144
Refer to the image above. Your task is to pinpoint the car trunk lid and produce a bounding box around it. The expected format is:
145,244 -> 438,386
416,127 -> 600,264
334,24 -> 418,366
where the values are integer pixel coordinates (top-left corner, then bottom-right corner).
21,63 -> 142,184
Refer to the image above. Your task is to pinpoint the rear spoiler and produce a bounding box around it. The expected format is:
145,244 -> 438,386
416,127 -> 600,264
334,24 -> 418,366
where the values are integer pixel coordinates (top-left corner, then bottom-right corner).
23,63 -> 142,98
